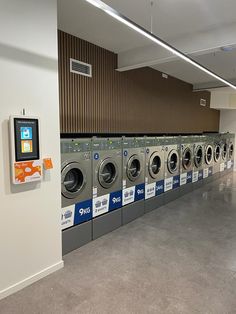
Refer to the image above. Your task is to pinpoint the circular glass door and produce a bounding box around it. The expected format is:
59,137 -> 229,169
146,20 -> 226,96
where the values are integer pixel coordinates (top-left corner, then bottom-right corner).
222,143 -> 227,160
229,143 -> 234,159
194,146 -> 203,168
148,152 -> 161,179
214,144 -> 221,162
127,154 -> 142,181
182,147 -> 192,170
167,150 -> 179,174
205,145 -> 213,165
61,162 -> 85,199
98,158 -> 118,189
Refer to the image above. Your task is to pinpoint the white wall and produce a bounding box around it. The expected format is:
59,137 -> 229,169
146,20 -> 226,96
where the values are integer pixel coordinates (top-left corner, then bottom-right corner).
0,0 -> 63,299
220,110 -> 236,170
210,88 -> 236,110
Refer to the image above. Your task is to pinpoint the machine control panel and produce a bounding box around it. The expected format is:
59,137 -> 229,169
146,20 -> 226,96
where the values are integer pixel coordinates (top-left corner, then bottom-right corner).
165,136 -> 181,145
156,137 -> 166,146
122,137 -> 145,148
92,138 -> 122,150
145,137 -> 156,147
61,139 -> 91,153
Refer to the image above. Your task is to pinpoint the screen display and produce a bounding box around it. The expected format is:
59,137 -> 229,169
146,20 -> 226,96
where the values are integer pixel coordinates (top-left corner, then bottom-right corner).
14,118 -> 39,161
21,127 -> 32,140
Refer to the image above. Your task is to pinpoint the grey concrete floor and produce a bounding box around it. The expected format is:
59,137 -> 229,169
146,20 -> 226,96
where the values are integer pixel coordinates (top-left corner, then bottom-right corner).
1,173 -> 236,314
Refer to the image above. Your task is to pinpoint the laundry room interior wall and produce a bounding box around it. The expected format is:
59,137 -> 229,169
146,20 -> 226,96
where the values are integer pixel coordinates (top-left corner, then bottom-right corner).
58,30 -> 220,134
0,0 -> 63,299
220,110 -> 236,170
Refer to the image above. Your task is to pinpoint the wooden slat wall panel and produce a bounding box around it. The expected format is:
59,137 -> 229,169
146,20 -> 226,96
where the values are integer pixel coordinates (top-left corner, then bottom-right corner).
58,30 -> 220,134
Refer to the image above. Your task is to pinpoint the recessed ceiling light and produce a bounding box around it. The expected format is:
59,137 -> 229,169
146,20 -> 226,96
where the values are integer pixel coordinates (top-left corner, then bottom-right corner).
85,0 -> 236,90
221,45 -> 236,52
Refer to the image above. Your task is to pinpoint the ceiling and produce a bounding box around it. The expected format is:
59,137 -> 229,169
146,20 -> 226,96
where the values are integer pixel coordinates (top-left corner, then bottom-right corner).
103,0 -> 236,41
58,0 -> 236,89
58,0 -> 150,52
152,49 -> 236,86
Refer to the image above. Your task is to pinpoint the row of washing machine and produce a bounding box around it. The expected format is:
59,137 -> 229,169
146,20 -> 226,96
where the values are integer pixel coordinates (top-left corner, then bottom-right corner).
61,133 -> 234,255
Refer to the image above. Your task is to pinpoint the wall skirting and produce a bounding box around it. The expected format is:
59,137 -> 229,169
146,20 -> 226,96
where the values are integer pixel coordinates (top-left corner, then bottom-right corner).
0,260 -> 64,300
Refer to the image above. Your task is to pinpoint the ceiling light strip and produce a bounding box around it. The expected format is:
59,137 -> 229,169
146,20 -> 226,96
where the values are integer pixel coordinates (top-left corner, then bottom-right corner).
85,0 -> 236,90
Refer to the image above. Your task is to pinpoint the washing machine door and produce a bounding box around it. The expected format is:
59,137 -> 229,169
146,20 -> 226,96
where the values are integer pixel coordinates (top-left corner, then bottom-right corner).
167,149 -> 179,174
205,145 -> 213,165
229,143 -> 234,159
98,157 -> 118,189
182,147 -> 192,170
127,154 -> 142,181
61,162 -> 85,199
194,145 -> 203,168
148,152 -> 161,179
222,143 -> 227,160
214,144 -> 221,162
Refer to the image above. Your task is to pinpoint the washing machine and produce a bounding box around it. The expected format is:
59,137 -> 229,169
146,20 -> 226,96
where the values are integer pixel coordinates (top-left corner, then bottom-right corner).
144,136 -> 165,213
61,138 -> 93,255
122,137 -> 145,224
202,135 -> 214,182
92,137 -> 122,239
164,136 -> 181,202
219,133 -> 229,175
179,135 -> 194,195
207,133 -> 221,177
192,135 -> 205,186
227,133 -> 235,171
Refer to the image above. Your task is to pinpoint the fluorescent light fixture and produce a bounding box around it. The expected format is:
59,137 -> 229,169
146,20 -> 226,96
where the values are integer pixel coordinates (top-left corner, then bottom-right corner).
85,0 -> 236,90
85,0 -> 104,9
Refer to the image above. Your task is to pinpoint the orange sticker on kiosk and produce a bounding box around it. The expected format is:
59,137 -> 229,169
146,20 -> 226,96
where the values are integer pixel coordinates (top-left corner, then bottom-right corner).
43,158 -> 53,170
14,161 -> 42,184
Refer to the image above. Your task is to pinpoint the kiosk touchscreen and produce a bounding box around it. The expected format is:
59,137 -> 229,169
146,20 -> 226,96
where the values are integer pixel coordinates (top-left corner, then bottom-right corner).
10,116 -> 42,184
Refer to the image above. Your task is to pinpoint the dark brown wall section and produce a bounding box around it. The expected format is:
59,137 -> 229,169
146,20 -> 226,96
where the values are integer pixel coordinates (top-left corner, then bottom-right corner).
58,30 -> 220,134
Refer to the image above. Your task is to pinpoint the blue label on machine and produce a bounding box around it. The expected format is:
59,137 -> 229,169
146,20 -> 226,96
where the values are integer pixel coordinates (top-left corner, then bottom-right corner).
74,199 -> 93,225
209,167 -> 213,176
156,180 -> 164,195
173,175 -> 180,189
135,183 -> 145,201
198,169 -> 203,180
94,153 -> 99,160
187,171 -> 193,183
109,190 -> 122,211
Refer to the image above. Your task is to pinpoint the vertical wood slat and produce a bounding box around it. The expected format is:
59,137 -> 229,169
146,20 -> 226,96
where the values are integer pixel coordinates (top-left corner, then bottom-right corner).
58,30 -> 220,134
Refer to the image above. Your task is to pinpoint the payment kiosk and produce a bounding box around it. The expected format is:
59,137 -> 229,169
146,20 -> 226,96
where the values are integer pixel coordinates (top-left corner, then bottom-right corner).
10,115 -> 41,184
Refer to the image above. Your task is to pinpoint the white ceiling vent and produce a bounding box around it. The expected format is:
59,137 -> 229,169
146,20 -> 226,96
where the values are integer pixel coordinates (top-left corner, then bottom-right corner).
70,58 -> 92,77
200,98 -> 207,107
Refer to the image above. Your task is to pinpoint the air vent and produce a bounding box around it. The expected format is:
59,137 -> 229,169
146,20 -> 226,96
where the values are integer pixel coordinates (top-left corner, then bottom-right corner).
200,98 -> 206,107
70,58 -> 92,77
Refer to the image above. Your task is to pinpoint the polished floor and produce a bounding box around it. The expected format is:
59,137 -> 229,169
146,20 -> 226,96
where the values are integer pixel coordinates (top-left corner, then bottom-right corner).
1,173 -> 236,314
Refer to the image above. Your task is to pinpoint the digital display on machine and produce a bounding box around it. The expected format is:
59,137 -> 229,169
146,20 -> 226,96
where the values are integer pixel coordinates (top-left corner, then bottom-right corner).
14,118 -> 39,161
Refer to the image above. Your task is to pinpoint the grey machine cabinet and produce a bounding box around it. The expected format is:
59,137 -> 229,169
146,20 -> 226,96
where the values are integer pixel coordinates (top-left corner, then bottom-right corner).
144,136 -> 165,213
164,136 -> 181,203
122,137 -> 145,224
61,138 -> 93,255
179,135 -> 194,196
92,137 -> 123,239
